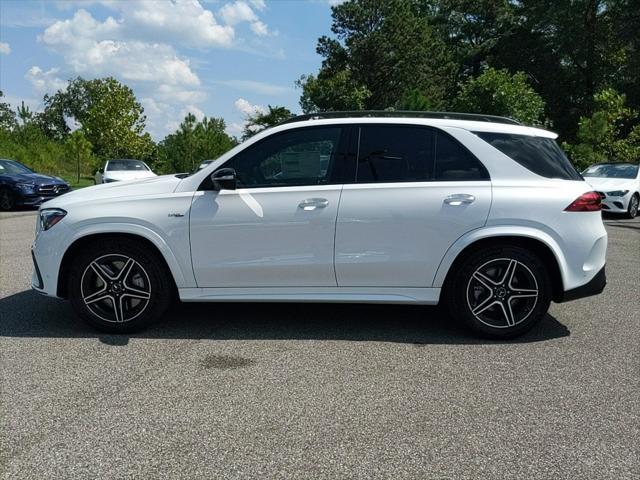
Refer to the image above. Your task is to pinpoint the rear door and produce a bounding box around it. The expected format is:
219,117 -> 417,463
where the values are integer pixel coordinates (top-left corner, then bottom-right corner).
335,124 -> 492,287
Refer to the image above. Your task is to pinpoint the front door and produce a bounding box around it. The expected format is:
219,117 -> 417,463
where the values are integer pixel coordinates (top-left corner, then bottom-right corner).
190,126 -> 347,287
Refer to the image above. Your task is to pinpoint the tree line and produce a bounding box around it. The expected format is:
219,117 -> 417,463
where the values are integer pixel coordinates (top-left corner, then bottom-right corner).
0,0 -> 638,183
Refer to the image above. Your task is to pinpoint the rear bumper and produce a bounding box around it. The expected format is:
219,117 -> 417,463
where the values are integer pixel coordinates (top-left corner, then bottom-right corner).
556,266 -> 606,303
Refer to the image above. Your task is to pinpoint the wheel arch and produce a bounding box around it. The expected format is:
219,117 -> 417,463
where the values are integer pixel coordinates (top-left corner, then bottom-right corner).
57,231 -> 182,299
435,231 -> 565,302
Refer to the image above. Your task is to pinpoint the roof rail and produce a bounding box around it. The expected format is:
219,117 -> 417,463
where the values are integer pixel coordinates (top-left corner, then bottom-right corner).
279,110 -> 521,126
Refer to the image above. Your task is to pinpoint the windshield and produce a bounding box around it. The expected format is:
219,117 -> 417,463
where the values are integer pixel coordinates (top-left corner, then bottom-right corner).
107,160 -> 149,171
582,163 -> 638,179
0,159 -> 34,174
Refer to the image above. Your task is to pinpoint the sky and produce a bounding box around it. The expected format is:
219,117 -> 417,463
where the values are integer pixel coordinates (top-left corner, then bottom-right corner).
0,0 -> 341,140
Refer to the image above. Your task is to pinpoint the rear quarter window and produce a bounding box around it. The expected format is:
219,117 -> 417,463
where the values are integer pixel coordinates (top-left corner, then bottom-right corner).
475,132 -> 582,180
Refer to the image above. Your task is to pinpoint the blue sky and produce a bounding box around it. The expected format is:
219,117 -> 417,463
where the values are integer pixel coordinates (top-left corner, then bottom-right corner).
0,0 -> 340,139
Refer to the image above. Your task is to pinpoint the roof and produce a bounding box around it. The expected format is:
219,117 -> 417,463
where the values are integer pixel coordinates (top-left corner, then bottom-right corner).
280,110 -> 521,126
273,111 -> 557,139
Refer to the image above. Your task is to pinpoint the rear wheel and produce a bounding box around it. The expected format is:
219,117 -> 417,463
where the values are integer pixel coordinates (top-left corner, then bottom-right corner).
0,189 -> 15,211
68,238 -> 173,333
445,246 -> 552,339
626,193 -> 639,219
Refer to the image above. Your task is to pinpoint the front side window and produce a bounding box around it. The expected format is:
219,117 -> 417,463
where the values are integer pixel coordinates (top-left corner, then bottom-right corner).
356,125 -> 434,183
476,132 -> 582,180
226,127 -> 342,188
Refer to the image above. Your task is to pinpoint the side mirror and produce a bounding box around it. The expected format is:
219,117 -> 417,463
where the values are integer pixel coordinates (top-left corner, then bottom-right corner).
98,168 -> 104,174
211,168 -> 237,191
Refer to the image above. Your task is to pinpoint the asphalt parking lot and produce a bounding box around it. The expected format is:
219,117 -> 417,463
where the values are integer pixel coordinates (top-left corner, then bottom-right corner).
1,211 -> 638,479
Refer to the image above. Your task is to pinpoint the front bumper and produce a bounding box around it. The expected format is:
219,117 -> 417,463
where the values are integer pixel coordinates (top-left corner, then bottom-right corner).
556,266 -> 606,303
16,193 -> 67,207
31,248 -> 44,290
596,192 -> 630,213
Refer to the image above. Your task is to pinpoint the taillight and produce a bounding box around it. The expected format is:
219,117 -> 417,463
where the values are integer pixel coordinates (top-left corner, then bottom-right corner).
565,191 -> 602,212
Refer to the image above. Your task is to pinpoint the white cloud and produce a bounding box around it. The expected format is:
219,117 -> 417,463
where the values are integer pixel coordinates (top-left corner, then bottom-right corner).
52,1 -> 235,48
234,98 -> 266,116
0,42 -> 11,55
226,121 -> 245,137
219,0 -> 269,35
180,104 -> 206,122
41,10 -> 200,87
29,1 -> 273,138
25,66 -> 67,93
217,80 -> 291,96
249,0 -> 266,11
250,21 -> 268,36
117,0 -> 234,48
219,1 -> 257,25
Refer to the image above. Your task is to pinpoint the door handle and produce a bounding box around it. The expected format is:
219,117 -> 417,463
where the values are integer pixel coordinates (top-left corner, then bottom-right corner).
444,194 -> 476,206
298,198 -> 329,211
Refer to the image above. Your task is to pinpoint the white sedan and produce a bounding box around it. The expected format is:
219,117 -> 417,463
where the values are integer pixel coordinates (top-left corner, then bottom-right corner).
582,162 -> 640,218
95,159 -> 156,184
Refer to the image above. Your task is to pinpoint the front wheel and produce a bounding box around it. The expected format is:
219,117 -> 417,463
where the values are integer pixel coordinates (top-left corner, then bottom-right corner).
626,193 -> 639,219
68,238 -> 173,333
444,246 -> 552,339
0,189 -> 15,211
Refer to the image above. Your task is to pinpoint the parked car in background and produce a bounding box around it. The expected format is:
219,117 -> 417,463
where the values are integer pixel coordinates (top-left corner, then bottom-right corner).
95,159 -> 156,184
0,159 -> 70,210
582,162 -> 640,218
32,111 -> 607,339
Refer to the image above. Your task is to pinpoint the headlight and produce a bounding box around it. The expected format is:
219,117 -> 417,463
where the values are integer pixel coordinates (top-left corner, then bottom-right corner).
40,208 -> 67,231
16,182 -> 35,191
606,190 -> 629,196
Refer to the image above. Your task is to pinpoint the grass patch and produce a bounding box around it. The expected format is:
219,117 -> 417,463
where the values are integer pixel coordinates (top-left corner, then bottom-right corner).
61,175 -> 95,189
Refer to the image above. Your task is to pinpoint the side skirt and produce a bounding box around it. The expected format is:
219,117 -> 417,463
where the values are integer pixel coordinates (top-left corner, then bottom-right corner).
179,287 -> 441,305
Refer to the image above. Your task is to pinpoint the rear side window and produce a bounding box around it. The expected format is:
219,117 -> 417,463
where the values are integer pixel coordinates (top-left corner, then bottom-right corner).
356,125 -> 434,183
434,131 -> 489,181
355,125 -> 488,183
475,132 -> 582,180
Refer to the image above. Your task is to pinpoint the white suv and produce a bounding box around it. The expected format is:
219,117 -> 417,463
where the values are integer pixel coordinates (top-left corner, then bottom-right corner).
31,112 -> 607,339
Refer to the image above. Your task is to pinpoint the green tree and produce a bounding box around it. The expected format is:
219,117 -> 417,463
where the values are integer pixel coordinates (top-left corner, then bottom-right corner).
65,131 -> 94,183
0,91 -> 17,132
159,114 -> 236,173
397,89 -> 435,111
241,105 -> 293,140
429,0 -> 516,79
40,77 -> 154,160
486,0 -> 637,140
453,68 -> 545,124
563,88 -> 640,170
298,0 -> 456,112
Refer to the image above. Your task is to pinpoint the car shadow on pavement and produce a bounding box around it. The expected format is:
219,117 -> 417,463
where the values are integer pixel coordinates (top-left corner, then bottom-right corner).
0,290 -> 570,345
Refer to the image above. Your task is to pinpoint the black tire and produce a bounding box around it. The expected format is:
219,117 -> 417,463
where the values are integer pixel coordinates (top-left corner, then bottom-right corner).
444,245 -> 552,339
68,238 -> 173,333
625,193 -> 639,219
0,189 -> 15,211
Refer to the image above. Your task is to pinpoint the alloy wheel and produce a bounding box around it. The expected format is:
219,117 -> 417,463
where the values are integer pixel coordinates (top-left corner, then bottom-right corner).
80,254 -> 151,323
630,195 -> 639,218
466,258 -> 539,329
0,190 -> 13,210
